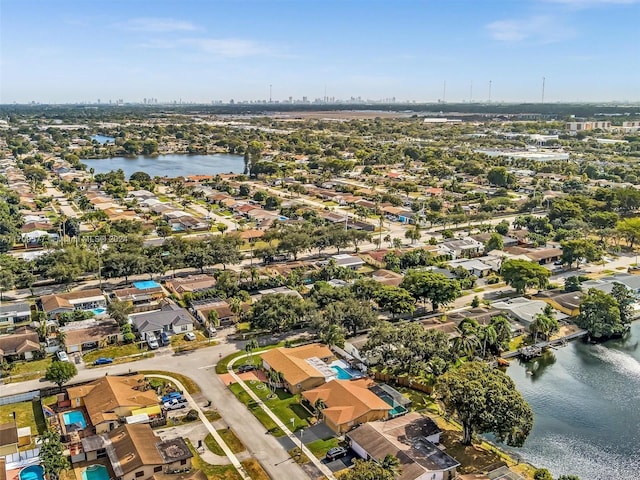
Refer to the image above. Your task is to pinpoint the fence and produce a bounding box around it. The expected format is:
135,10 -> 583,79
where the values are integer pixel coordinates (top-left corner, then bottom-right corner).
0,390 -> 40,406
4,447 -> 40,468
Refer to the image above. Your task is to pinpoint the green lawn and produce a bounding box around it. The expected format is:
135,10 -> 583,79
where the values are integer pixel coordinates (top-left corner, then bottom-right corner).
0,396 -> 53,448
215,342 -> 284,374
242,380 -> 312,432
204,430 -> 245,455
306,437 -> 340,459
185,440 -> 242,480
240,459 -> 271,480
10,358 -> 52,377
395,386 -> 439,414
171,330 -> 216,352
83,344 -> 151,365
228,383 -> 284,436
142,371 -> 200,394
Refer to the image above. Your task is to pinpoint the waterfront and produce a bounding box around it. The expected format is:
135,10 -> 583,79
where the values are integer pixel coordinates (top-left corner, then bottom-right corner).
507,322 -> 640,480
82,153 -> 244,178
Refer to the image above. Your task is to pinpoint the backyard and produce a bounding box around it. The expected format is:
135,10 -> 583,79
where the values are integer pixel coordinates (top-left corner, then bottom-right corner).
0,395 -> 54,449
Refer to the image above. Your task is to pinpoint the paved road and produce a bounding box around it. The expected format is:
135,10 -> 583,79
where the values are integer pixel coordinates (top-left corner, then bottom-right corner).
2,340 -> 311,480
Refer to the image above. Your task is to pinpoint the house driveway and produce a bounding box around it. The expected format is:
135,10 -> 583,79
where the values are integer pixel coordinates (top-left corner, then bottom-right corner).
218,370 -> 267,386
299,422 -> 335,444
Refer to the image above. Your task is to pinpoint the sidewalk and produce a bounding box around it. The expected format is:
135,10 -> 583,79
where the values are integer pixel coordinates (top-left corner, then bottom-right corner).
227,353 -> 337,480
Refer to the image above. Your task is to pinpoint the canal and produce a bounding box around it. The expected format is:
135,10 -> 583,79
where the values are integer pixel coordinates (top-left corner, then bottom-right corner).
507,322 -> 640,479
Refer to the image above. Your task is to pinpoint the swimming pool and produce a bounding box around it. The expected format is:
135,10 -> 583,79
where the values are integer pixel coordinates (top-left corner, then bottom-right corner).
82,465 -> 109,480
63,410 -> 87,429
133,280 -> 161,290
92,307 -> 107,315
19,465 -> 44,480
379,394 -> 408,416
331,365 -> 353,380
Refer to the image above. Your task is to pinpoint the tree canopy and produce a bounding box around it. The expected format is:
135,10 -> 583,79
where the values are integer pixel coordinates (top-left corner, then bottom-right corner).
501,259 -> 550,294
436,362 -> 533,446
45,360 -> 78,387
576,287 -> 630,339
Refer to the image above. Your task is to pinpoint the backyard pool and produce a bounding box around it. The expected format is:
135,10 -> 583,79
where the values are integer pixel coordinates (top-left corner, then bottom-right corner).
92,307 -> 107,315
63,410 -> 87,429
331,365 -> 353,380
82,465 -> 109,480
133,280 -> 161,290
19,465 -> 44,480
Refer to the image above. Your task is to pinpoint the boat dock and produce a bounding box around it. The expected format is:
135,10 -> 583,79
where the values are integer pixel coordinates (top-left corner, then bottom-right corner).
501,329 -> 589,360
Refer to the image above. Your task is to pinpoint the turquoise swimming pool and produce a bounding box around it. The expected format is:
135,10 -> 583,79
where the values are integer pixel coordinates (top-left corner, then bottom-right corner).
63,410 -> 87,429
331,365 -> 353,380
92,307 -> 107,315
133,280 -> 161,290
82,465 -> 109,480
19,465 -> 44,480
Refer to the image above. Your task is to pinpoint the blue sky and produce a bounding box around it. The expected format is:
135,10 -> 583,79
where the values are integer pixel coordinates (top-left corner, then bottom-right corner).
1,0 -> 639,104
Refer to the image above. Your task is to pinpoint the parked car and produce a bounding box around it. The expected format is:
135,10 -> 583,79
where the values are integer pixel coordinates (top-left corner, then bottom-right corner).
161,392 -> 184,403
326,447 -> 348,461
207,327 -> 217,338
56,351 -> 69,362
163,398 -> 189,410
184,332 -> 196,341
94,357 -> 113,365
238,364 -> 256,373
147,335 -> 159,350
160,332 -> 170,346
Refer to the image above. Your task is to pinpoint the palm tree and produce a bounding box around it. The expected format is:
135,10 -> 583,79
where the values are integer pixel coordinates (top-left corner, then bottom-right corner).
380,454 -> 402,478
313,398 -> 327,419
228,297 -> 243,323
245,339 -> 259,364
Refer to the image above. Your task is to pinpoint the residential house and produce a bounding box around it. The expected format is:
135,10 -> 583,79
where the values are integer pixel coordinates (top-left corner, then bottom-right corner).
347,412 -> 460,480
40,289 -> 106,319
471,233 -> 518,249
0,423 -> 18,456
66,375 -> 159,433
111,285 -> 165,313
80,424 -> 192,480
302,379 -> 391,433
492,297 -> 568,328
534,291 -> 583,317
448,259 -> 495,278
440,238 -> 484,259
0,302 -> 31,333
342,335 -> 371,365
260,343 -> 335,394
60,319 -> 122,353
328,254 -> 365,270
191,299 -> 238,326
371,269 -> 404,287
131,303 -> 195,341
0,327 -> 41,361
253,287 -> 303,302
164,275 -> 217,298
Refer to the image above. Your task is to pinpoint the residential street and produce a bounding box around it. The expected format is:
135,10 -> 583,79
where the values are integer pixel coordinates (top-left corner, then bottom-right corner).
1,338 -> 312,480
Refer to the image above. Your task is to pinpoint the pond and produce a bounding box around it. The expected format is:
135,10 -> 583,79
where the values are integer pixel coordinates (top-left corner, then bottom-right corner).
82,153 -> 245,178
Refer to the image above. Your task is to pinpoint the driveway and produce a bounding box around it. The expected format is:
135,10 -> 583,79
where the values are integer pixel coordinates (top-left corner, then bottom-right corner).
321,449 -> 357,473
2,342 -> 312,480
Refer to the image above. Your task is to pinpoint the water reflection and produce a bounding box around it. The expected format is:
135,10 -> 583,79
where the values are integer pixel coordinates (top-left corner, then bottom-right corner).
518,350 -> 556,381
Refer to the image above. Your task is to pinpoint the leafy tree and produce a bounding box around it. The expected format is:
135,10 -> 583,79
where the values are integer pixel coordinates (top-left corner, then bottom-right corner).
501,259 -> 550,294
0,270 -> 15,301
557,476 -> 580,480
564,276 -> 582,292
318,323 -> 346,348
39,430 -> 70,480
560,239 -> 602,268
401,270 -> 461,311
529,310 -> 559,342
533,469 -> 554,480
340,459 -> 395,480
471,295 -> 480,308
250,293 -> 311,333
487,167 -> 515,187
374,286 -> 416,318
45,361 -> 78,388
576,288 -> 628,339
405,226 -> 421,244
324,298 -> 377,336
436,362 -> 533,446
495,220 -> 510,236
107,300 -> 133,326
611,282 -> 634,325
485,232 -> 504,252
616,217 -> 640,249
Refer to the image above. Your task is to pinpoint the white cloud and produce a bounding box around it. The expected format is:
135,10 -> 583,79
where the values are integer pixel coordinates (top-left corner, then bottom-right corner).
138,37 -> 272,58
119,17 -> 199,32
486,15 -> 574,44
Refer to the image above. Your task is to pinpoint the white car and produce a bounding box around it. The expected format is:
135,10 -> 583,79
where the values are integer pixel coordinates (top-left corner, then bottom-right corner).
147,335 -> 159,350
56,351 -> 69,362
184,332 -> 196,341
163,398 -> 189,410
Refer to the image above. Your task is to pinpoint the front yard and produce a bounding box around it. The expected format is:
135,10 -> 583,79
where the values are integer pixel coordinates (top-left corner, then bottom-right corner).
83,343 -> 153,365
4,358 -> 52,381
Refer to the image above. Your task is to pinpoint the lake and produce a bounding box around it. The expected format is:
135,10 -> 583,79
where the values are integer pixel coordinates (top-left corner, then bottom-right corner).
90,134 -> 115,144
82,153 -> 245,178
507,322 -> 640,480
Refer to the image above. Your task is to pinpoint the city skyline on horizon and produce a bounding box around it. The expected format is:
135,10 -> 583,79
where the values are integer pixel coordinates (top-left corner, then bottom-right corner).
2,0 -> 639,104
